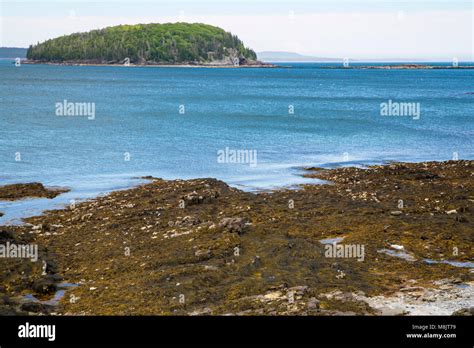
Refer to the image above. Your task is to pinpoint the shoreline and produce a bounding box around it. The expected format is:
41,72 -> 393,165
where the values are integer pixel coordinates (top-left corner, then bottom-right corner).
19,60 -> 474,69
21,60 -> 277,68
0,158 -> 448,225
1,160 -> 473,315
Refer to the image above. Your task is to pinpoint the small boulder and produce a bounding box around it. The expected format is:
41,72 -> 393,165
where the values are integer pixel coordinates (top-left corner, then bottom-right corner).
20,302 -> 50,314
31,279 -> 56,295
307,297 -> 320,310
182,191 -> 204,205
219,217 -> 248,234
452,307 -> 474,316
195,249 -> 211,258
181,216 -> 200,226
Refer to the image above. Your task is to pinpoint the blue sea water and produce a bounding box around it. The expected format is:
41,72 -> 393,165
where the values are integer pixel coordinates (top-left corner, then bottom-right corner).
0,60 -> 473,223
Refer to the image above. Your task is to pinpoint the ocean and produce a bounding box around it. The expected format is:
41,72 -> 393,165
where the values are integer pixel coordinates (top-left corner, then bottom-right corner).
1,60 -> 473,223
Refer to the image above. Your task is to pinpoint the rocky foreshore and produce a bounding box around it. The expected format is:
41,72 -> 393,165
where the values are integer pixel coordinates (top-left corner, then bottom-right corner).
0,182 -> 69,201
0,160 -> 473,315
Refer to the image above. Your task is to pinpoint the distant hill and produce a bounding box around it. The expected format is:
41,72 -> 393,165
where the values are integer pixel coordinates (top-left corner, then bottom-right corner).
0,47 -> 28,58
26,23 -> 260,65
257,51 -> 340,62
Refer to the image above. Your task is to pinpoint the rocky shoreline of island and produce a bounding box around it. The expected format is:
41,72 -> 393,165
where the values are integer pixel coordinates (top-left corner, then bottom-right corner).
21,60 -> 276,68
20,60 -> 474,69
0,160 -> 473,315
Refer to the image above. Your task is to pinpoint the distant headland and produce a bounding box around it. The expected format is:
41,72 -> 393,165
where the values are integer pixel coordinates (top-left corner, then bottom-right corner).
24,23 -> 273,67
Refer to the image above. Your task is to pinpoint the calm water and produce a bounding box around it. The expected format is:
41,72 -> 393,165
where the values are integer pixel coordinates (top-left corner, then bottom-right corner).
1,60 -> 473,223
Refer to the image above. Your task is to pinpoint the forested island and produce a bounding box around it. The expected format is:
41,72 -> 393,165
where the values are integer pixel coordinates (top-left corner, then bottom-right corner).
25,23 -> 269,67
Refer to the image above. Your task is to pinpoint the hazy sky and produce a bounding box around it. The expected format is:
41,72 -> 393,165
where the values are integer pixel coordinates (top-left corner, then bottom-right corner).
1,0 -> 472,60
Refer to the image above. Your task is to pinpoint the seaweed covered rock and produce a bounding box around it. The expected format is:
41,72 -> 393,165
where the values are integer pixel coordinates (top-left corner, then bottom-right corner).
219,217 -> 248,234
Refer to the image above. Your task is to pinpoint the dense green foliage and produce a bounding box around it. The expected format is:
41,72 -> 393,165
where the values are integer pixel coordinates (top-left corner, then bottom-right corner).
27,23 -> 257,64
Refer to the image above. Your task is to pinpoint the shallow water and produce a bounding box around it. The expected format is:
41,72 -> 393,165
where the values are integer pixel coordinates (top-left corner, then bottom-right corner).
319,237 -> 345,245
423,259 -> 474,268
377,248 -> 417,262
0,177 -> 147,225
378,249 -> 474,268
22,282 -> 78,306
1,60 -> 473,223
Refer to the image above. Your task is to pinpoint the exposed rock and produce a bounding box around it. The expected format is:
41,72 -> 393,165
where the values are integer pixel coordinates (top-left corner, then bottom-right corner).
376,306 -> 407,316
219,217 -> 248,234
31,279 -> 56,295
288,286 -> 308,296
176,216 -> 200,226
182,191 -> 203,205
307,297 -> 320,309
2,161 -> 472,316
0,182 -> 69,201
195,249 -> 211,258
452,307 -> 474,316
20,302 -> 49,313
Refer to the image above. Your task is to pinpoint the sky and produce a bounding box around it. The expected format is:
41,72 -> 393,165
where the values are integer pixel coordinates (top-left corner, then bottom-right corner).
0,0 -> 472,60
